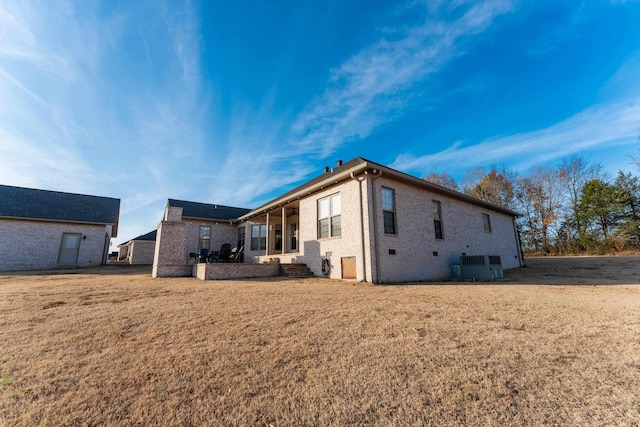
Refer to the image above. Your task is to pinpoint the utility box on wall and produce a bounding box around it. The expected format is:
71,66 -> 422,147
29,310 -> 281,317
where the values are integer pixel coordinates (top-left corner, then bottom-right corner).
460,255 -> 503,280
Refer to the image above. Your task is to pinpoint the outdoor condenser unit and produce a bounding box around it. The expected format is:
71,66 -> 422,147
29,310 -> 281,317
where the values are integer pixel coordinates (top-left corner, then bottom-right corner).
459,255 -> 503,280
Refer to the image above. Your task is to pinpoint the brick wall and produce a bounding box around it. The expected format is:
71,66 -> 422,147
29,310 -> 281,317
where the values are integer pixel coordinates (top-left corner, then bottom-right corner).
0,219 -> 111,272
152,206 -> 238,278
297,179 -> 364,280
368,176 -> 521,283
129,240 -> 155,265
194,263 -> 280,280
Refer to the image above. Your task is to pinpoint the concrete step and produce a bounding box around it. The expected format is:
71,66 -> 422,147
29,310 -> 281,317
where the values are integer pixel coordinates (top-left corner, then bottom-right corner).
280,263 -> 314,278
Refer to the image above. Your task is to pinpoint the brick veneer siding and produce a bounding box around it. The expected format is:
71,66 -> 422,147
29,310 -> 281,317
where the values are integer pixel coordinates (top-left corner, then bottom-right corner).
368,176 -> 521,283
193,263 -> 280,280
152,206 -> 239,278
243,173 -> 521,283
152,219 -> 191,278
128,240 -> 156,265
0,219 -> 111,272
297,179 -> 365,280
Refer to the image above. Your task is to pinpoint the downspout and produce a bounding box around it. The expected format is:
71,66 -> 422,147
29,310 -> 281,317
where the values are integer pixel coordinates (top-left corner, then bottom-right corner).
350,172 -> 367,282
369,169 -> 383,283
512,217 -> 525,267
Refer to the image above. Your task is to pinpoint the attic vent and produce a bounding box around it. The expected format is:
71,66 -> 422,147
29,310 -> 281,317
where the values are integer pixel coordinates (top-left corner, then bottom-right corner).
337,159 -> 343,166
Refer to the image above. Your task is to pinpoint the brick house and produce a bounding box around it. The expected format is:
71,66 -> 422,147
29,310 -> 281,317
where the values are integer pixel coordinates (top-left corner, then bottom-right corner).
117,230 -> 157,265
153,157 -> 522,283
0,185 -> 120,272
152,199 -> 251,277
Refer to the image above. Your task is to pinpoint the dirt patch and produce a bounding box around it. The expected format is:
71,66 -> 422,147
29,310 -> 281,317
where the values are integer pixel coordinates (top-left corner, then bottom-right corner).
509,255 -> 640,285
0,257 -> 639,426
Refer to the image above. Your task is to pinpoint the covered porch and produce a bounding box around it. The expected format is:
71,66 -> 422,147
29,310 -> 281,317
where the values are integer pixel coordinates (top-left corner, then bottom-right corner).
247,202 -> 301,264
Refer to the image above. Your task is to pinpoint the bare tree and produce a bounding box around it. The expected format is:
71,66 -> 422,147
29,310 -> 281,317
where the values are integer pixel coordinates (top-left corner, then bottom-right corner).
557,155 -> 603,248
518,165 -> 564,253
424,172 -> 460,191
463,166 -> 516,209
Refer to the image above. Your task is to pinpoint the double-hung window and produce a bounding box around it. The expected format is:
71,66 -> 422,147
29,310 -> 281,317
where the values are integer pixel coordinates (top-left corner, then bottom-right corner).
198,226 -> 211,251
382,187 -> 396,234
482,213 -> 492,233
318,194 -> 341,238
432,200 -> 443,240
251,224 -> 267,250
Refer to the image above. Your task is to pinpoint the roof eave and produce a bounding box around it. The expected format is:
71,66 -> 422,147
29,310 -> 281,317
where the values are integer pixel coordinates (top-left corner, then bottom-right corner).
238,162 -> 372,221
238,159 -> 519,220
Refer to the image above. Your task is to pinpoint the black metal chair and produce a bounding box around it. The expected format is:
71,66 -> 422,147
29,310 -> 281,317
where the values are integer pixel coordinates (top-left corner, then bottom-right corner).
198,248 -> 210,263
227,246 -> 244,263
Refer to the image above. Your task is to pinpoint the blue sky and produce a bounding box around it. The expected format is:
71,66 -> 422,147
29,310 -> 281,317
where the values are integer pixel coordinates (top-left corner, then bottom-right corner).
1,0 -> 639,245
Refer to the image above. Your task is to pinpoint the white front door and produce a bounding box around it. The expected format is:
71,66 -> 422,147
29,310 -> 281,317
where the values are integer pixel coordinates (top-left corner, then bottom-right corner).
58,233 -> 81,266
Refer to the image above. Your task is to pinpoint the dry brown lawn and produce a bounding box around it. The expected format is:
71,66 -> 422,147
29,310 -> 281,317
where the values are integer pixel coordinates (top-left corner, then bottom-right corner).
1,256 -> 639,426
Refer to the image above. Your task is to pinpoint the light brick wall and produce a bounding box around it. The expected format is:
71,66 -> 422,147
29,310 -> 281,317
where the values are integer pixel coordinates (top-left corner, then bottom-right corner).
368,176 -> 521,283
152,206 -> 238,277
194,263 -> 280,280
129,241 -> 156,265
152,220 -> 190,277
296,179 -> 365,280
0,219 -> 110,272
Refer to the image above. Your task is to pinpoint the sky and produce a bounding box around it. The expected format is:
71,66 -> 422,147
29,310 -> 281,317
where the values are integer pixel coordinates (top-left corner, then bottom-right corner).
1,0 -> 640,246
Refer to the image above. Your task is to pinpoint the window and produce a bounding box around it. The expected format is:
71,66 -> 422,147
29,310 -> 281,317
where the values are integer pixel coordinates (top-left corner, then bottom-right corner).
382,187 -> 396,234
198,226 -> 211,251
482,213 -> 492,233
251,224 -> 267,250
318,194 -> 341,238
432,200 -> 443,240
237,226 -> 245,250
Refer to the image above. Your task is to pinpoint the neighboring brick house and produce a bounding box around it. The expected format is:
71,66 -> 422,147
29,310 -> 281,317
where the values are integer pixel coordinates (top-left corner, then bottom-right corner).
153,157 -> 523,283
152,199 -> 251,277
0,185 -> 120,272
117,230 -> 157,265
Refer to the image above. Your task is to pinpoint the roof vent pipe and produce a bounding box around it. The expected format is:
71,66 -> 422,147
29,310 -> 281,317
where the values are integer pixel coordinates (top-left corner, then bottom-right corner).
324,166 -> 330,173
337,159 -> 343,167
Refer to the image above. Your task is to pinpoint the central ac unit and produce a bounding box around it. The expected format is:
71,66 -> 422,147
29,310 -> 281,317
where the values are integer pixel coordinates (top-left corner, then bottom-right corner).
459,255 -> 503,280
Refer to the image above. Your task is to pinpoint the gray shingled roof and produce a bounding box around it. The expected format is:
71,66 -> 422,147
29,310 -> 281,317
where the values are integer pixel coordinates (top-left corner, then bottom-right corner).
168,199 -> 251,221
130,230 -> 157,242
241,156 -> 519,219
0,185 -> 120,235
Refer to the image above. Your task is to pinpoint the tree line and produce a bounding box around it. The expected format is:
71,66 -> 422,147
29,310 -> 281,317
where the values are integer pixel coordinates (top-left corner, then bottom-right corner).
425,155 -> 640,255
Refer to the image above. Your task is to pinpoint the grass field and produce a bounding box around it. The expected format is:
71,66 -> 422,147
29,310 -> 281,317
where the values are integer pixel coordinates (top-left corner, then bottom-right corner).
1,257 -> 639,426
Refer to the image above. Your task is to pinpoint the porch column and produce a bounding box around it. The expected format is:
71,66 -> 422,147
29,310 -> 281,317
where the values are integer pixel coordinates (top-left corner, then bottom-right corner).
265,213 -> 270,256
281,207 -> 286,255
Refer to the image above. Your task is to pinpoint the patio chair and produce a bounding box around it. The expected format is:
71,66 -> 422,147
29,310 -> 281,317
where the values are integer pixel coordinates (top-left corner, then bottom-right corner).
210,243 -> 232,262
198,248 -> 209,263
227,246 -> 244,263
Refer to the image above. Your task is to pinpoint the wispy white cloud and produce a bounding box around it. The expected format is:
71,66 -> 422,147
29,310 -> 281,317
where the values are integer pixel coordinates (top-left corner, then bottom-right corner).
288,0 -> 513,157
213,0 -> 514,206
390,50 -> 640,177
390,97 -> 640,176
0,0 -> 209,242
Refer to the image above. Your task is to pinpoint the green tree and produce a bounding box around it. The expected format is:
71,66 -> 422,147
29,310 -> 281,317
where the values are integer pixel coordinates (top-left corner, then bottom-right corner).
577,179 -> 619,241
613,171 -> 640,247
